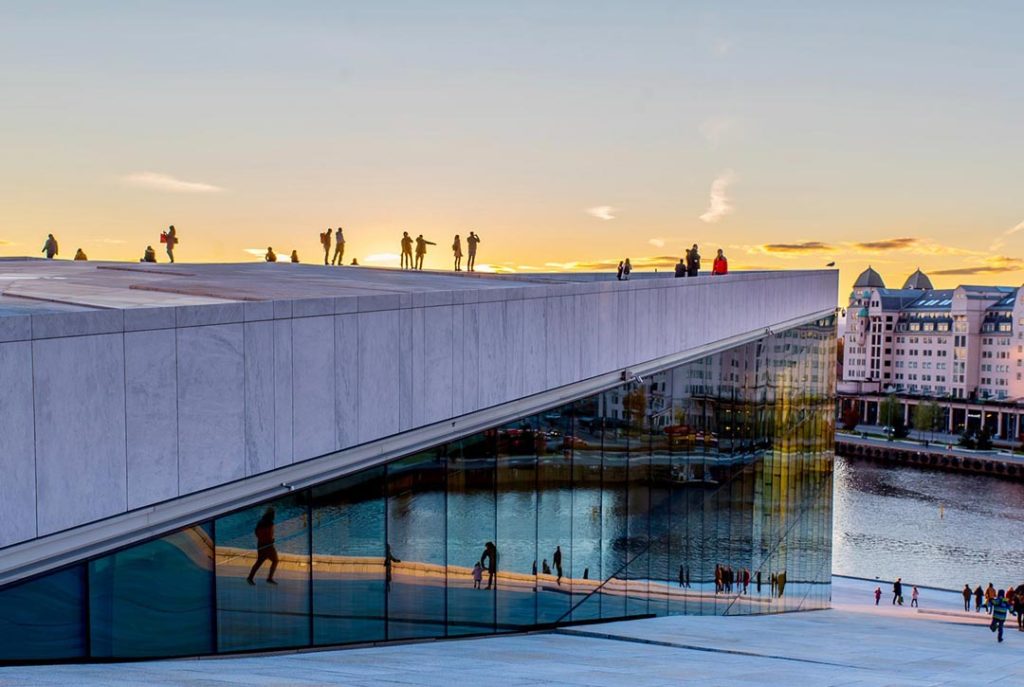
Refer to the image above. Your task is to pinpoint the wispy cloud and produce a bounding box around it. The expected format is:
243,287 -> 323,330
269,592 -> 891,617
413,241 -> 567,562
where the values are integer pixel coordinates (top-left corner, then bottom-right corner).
586,206 -> 616,221
243,248 -> 268,256
699,170 -> 736,223
932,256 -> 1024,276
123,171 -> 224,194
852,237 -> 918,251
364,253 -> 400,263
745,241 -> 834,256
699,116 -> 735,148
545,256 -> 679,271
990,221 -> 1024,252
648,238 -> 665,248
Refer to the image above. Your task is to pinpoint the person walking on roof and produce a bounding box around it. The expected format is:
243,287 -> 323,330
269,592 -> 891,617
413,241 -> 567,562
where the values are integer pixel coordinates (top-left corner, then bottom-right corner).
712,249 -> 728,275
466,231 -> 480,271
400,231 -> 413,269
41,233 -> 58,259
452,234 -> 463,271
320,228 -> 332,265
414,234 -> 435,270
332,227 -> 345,265
892,577 -> 903,605
164,225 -> 178,263
687,244 -> 701,277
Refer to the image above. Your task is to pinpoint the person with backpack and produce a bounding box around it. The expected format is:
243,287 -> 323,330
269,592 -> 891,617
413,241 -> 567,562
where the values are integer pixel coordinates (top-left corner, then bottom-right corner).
320,228 -> 332,265
687,244 -> 701,277
164,225 -> 178,263
989,589 -> 1015,643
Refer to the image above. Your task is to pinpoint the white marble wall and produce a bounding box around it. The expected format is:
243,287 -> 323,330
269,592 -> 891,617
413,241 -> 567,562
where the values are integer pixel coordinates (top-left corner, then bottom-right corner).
0,270 -> 837,548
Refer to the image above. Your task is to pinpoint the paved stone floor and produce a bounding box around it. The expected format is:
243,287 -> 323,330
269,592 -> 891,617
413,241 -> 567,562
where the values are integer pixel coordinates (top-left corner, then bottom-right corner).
1,577 -> 1021,686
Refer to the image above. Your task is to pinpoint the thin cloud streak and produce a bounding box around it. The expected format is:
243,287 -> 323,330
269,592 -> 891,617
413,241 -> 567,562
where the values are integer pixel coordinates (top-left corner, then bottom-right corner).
933,256 -> 1024,276
852,237 -> 917,251
648,238 -> 665,248
699,170 -> 736,223
123,171 -> 224,193
990,221 -> 1024,252
586,206 -> 616,221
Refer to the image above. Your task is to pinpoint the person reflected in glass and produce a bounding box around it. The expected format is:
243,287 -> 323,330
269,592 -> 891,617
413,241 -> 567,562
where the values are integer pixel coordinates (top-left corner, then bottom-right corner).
777,570 -> 787,598
962,584 -> 972,612
472,561 -> 483,590
553,546 -> 563,586
542,559 -> 551,575
480,541 -> 497,590
756,570 -> 762,594
246,507 -> 278,585
385,543 -> 401,593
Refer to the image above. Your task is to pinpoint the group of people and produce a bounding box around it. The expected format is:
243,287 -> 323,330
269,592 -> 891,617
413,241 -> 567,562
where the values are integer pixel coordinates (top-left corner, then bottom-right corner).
963,582 -> 1024,642
673,246 -> 728,278
400,230 -> 481,271
42,226 -> 180,264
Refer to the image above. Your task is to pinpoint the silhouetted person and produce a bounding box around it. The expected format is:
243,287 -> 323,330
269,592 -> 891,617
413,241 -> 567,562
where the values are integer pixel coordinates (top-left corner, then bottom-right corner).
452,234 -> 463,271
332,227 -> 345,265
542,559 -> 551,575
73,248 -> 87,261
892,577 -> 902,605
756,570 -> 761,593
975,585 -> 984,612
712,249 -> 728,275
480,541 -> 497,590
246,508 -> 278,585
553,546 -> 563,585
687,244 -> 701,277
622,258 -> 632,280
141,246 -> 157,263
777,570 -> 786,598
963,584 -> 972,612
616,261 -> 624,281
290,250 -> 300,263
320,228 -> 332,265
265,247 -> 277,262
583,567 -> 589,580
400,231 -> 413,269
532,560 -> 538,576
414,234 -> 435,270
986,583 -> 997,613
674,258 -> 686,277
350,258 -> 359,265
385,543 -> 401,593
679,565 -> 685,588
466,231 -> 480,271
41,234 -> 58,259
164,225 -> 178,263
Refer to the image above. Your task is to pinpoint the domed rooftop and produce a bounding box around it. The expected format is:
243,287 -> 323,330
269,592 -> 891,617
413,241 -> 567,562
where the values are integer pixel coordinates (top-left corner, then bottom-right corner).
901,268 -> 933,290
853,266 -> 885,289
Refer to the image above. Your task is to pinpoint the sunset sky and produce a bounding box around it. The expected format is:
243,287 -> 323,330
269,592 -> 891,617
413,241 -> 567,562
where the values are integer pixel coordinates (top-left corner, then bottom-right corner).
1,2 -> 1022,294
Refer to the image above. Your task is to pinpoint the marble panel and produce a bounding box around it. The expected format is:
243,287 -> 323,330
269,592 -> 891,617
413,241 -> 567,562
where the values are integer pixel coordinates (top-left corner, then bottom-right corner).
176,324 -> 246,494
31,310 -> 123,340
243,300 -> 275,322
334,313 -> 359,448
450,304 -> 466,416
398,309 -> 414,431
356,309 -> 400,443
124,329 -> 179,509
174,303 -> 244,328
503,299 -> 525,401
409,307 -> 427,428
33,333 -> 127,535
273,319 -> 294,466
0,341 -> 36,546
244,321 -> 276,476
460,305 -> 481,413
421,305 -> 454,426
0,314 -> 31,343
123,307 -> 176,332
291,316 -> 337,461
521,296 -> 547,396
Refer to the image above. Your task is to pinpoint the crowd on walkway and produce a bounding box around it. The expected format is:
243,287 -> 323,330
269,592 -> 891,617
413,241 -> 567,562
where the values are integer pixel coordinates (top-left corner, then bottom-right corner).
878,577 -> 1024,643
616,245 -> 729,281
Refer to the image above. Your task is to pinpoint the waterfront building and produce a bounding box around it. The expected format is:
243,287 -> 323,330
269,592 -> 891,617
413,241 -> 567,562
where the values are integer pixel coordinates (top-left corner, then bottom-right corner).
840,266 -> 1023,438
0,260 -> 836,662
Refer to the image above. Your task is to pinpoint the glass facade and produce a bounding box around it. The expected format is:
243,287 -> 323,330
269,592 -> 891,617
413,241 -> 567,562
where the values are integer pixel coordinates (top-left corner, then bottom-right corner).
0,317 -> 835,663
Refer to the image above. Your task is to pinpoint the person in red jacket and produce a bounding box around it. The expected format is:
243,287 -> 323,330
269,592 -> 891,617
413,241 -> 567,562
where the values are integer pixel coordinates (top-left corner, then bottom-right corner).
712,249 -> 728,276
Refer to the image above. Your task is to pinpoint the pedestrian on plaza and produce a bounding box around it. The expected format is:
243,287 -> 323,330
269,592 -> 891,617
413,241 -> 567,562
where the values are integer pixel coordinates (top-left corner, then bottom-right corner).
246,508 -> 279,585
320,228 -> 332,265
332,227 -> 345,265
986,583 -> 997,614
963,584 -> 972,612
674,258 -> 686,278
893,577 -> 903,605
989,589 -> 1014,643
1014,586 -> 1024,631
553,546 -> 563,586
164,225 -> 178,263
622,258 -> 632,280
452,234 -> 463,271
290,250 -> 300,263
874,586 -> 882,605
265,247 -> 277,263
466,231 -> 480,271
414,234 -> 435,270
400,231 -> 413,269
712,249 -> 728,275
41,233 -> 58,259
687,244 -> 701,277
141,245 -> 157,263
911,586 -> 920,608
73,248 -> 88,261
616,260 -> 624,281
975,585 -> 984,612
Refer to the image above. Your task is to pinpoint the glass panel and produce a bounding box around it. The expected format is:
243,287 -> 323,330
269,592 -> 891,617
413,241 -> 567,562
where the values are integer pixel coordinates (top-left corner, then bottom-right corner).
216,492 -> 311,652
600,387 -> 628,620
90,525 -> 214,658
536,406 -> 573,624
571,396 -> 603,622
387,450 -> 447,640
0,565 -> 86,661
446,431 -> 497,637
496,417 -> 538,630
311,467 -> 386,646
